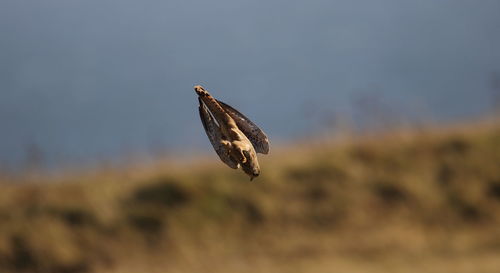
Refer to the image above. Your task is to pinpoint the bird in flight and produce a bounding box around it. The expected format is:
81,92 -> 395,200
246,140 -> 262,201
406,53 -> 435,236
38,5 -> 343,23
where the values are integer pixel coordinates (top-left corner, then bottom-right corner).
194,85 -> 269,180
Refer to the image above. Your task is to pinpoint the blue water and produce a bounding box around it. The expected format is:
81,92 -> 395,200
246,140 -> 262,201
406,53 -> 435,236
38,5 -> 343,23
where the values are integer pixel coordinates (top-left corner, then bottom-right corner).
1,0 -> 499,169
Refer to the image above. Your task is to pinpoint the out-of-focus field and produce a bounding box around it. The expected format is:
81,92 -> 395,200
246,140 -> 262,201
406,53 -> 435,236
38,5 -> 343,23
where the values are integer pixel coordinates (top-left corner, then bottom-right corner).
1,122 -> 500,273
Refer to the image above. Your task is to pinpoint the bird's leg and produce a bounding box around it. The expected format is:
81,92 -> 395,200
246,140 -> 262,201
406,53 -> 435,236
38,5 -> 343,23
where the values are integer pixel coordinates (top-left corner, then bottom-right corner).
236,148 -> 247,164
231,142 -> 247,164
222,140 -> 247,164
220,140 -> 232,158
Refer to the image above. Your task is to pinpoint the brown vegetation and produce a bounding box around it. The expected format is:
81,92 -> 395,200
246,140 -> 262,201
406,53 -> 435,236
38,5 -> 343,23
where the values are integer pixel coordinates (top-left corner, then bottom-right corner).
1,122 -> 500,273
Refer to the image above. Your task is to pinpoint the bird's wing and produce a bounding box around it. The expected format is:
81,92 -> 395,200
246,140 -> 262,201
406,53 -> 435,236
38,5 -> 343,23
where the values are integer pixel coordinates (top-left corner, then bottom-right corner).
217,100 -> 270,154
198,98 -> 239,169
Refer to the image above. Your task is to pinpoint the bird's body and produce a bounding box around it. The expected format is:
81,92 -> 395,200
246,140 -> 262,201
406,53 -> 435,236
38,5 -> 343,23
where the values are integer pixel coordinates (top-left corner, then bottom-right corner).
194,85 -> 269,180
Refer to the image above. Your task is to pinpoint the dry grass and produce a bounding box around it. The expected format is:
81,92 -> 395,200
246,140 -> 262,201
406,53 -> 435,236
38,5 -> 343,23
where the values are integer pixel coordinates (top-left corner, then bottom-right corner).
1,121 -> 500,273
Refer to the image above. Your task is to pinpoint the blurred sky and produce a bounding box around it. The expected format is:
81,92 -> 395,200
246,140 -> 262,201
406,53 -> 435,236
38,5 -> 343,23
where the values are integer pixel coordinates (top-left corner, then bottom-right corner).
1,0 -> 500,169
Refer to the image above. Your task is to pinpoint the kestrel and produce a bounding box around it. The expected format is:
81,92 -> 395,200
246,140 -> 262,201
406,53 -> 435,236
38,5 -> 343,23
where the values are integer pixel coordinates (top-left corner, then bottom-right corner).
194,85 -> 269,180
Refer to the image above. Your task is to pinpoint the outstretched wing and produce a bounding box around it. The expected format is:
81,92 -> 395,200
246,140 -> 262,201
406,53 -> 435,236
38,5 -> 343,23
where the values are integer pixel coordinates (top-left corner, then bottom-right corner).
198,98 -> 239,169
217,100 -> 270,154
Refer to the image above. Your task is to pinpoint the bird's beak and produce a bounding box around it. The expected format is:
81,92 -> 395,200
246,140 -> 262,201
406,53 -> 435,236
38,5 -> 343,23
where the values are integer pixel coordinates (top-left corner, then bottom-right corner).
250,176 -> 254,181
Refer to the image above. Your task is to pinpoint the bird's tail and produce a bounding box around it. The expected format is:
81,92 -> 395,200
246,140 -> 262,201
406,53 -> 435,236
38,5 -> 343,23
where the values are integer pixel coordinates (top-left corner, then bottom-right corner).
194,85 -> 232,125
194,85 -> 211,97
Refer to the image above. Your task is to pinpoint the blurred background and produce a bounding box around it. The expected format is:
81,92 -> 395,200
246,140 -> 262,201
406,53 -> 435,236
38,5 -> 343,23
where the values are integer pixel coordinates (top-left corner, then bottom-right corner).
1,0 -> 500,170
1,1 -> 500,273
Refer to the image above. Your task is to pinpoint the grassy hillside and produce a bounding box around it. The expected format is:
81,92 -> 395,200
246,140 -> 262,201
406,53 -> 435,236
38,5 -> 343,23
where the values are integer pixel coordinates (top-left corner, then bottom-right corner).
1,122 -> 500,273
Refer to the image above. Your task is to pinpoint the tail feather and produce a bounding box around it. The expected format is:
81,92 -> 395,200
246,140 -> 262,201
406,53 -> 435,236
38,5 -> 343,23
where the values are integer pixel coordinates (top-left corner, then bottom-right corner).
194,85 -> 231,126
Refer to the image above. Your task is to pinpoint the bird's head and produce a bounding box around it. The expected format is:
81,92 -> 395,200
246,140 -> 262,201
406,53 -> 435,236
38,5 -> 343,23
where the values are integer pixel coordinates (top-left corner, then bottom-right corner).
239,149 -> 260,181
